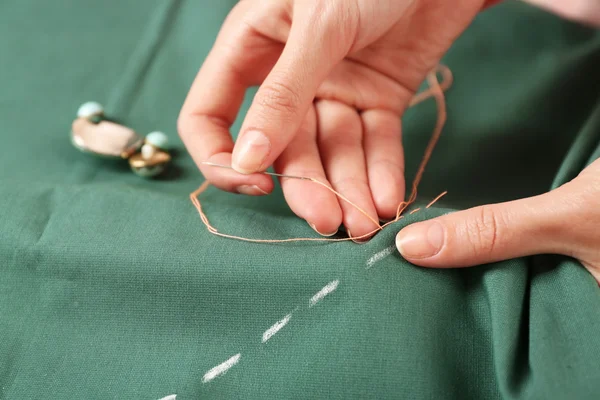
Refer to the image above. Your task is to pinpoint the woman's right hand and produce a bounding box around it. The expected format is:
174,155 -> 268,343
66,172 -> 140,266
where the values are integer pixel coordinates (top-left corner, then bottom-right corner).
179,0 -> 495,239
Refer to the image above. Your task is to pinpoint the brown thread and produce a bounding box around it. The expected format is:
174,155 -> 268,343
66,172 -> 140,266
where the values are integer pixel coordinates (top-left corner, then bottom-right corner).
426,191 -> 448,208
190,64 -> 451,243
409,208 -> 421,215
408,64 -> 452,108
394,66 -> 448,220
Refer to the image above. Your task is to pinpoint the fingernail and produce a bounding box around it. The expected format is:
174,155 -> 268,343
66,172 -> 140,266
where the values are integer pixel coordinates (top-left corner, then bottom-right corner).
308,221 -> 338,237
348,229 -> 370,244
396,221 -> 444,259
232,130 -> 270,173
236,185 -> 268,196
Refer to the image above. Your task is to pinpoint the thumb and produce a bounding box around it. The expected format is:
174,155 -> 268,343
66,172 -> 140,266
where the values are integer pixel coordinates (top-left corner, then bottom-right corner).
395,191 -> 569,268
231,3 -> 355,173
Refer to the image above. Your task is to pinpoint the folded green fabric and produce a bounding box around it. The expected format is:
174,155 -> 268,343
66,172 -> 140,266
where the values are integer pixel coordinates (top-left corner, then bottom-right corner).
0,1 -> 598,398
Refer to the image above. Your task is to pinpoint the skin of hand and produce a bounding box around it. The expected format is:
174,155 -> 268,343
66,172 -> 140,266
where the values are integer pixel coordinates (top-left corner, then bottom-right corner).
396,158 -> 600,283
178,0 -> 493,240
522,0 -> 600,27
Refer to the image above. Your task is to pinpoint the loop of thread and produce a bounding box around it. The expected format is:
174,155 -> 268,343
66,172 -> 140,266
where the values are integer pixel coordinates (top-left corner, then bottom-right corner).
190,64 -> 452,243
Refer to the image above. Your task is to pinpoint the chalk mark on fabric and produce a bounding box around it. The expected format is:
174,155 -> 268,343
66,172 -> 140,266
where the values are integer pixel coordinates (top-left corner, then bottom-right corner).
158,395 -> 177,400
202,354 -> 241,383
200,278 -> 340,385
262,313 -> 292,343
366,246 -> 397,269
309,280 -> 339,307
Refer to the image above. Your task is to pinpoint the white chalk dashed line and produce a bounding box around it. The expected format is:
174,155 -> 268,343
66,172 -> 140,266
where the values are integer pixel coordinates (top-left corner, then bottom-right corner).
158,395 -> 176,400
309,280 -> 339,307
202,354 -> 241,383
200,280 -> 340,385
262,313 -> 292,343
366,245 -> 396,269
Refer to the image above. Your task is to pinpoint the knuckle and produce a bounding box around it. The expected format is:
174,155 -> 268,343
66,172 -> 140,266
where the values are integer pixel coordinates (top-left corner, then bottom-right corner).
465,206 -> 504,256
177,112 -> 231,141
578,180 -> 600,205
559,185 -> 598,234
256,80 -> 302,118
331,176 -> 369,191
318,130 -> 361,148
304,0 -> 336,23
176,113 -> 190,140
304,0 -> 359,49
370,158 -> 404,177
317,140 -> 352,160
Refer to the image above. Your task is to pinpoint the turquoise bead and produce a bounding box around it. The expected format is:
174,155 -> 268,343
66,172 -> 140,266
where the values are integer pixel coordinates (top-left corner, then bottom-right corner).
77,101 -> 104,118
146,131 -> 168,149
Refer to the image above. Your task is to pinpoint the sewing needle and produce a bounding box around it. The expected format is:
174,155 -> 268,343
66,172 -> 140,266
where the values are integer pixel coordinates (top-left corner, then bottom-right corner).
201,161 -> 312,181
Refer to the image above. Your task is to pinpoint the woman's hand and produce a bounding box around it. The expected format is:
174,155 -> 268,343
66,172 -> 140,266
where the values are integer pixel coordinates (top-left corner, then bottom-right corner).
396,158 -> 600,283
523,0 -> 600,27
178,0 -> 490,239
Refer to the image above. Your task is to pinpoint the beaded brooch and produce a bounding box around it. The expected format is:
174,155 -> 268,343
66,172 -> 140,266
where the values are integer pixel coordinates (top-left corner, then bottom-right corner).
71,102 -> 171,178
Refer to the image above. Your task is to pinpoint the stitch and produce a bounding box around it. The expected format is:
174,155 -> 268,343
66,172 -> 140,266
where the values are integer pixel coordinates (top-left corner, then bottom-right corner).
410,208 -> 421,215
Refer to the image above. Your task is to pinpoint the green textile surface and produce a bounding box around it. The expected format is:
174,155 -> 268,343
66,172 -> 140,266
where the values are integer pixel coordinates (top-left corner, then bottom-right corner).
1,1 -> 599,399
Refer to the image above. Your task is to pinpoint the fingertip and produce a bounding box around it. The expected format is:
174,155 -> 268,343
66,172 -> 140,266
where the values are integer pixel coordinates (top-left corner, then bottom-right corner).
395,221 -> 445,266
369,164 -> 405,220
201,152 -> 274,194
308,220 -> 339,237
300,183 -> 343,236
231,130 -> 272,174
279,174 -> 342,236
236,185 -> 271,196
362,109 -> 405,222
344,211 -> 379,242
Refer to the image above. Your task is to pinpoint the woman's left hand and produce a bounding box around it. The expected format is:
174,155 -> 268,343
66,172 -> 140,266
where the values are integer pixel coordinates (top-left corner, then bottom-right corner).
396,158 -> 600,282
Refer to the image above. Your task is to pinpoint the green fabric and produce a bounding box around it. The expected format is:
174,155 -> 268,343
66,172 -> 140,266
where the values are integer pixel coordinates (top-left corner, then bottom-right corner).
1,1 -> 599,398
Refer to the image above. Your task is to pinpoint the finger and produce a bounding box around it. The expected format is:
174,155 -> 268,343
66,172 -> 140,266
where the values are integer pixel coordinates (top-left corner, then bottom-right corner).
201,153 -> 273,195
362,109 -> 405,220
483,0 -> 503,8
231,4 -> 353,174
179,69 -> 274,193
274,106 -> 342,236
316,100 -> 380,241
178,3 -> 279,193
395,191 -> 567,268
522,0 -> 600,26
